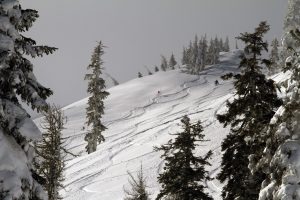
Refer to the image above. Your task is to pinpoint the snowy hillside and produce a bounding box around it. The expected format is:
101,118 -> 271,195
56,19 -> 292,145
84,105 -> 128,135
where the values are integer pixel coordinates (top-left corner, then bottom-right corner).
35,51 -> 243,200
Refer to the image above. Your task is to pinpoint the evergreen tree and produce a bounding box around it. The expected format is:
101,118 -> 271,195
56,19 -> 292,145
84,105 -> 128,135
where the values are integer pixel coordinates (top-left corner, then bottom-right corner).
224,36 -> 230,52
192,35 -> 199,71
207,38 -> 215,65
85,41 -> 109,154
235,39 -> 239,49
182,48 -> 189,65
123,165 -> 150,200
257,28 -> 300,200
219,37 -> 224,51
169,53 -> 177,70
269,38 -> 280,75
154,116 -> 213,200
217,22 -> 282,200
35,105 -> 74,200
138,72 -> 143,78
213,36 -> 220,64
154,66 -> 159,72
200,36 -> 208,71
0,1 -> 56,199
184,41 -> 194,74
160,55 -> 168,71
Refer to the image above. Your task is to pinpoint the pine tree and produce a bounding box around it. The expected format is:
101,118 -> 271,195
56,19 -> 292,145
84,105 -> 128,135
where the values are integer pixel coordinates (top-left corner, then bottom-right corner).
217,22 -> 282,200
154,66 -> 159,72
192,35 -> 199,71
154,116 -> 213,200
138,72 -> 143,78
257,28 -> 300,200
182,48 -> 189,65
269,38 -> 280,75
213,36 -> 220,64
200,36 -> 208,71
0,1 -> 57,199
207,38 -> 215,65
219,37 -> 224,51
85,41 -> 109,154
169,53 -> 177,70
160,55 -> 168,71
235,39 -> 239,49
224,36 -> 230,52
35,105 -> 74,200
123,165 -> 150,200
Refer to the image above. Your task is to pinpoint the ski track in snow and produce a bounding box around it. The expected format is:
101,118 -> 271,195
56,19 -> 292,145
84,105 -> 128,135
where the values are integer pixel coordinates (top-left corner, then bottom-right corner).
35,51 -> 244,200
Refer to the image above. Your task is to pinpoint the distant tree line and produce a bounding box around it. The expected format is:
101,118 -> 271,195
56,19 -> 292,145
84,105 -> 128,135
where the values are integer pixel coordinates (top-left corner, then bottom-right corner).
182,35 -> 230,74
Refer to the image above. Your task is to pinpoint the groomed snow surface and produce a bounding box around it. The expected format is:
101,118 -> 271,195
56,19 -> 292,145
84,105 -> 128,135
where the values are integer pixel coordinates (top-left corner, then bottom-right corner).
35,50 -> 243,200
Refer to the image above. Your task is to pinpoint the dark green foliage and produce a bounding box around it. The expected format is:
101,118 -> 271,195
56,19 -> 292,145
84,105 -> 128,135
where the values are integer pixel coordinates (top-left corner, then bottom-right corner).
35,105 -> 74,200
217,21 -> 282,200
155,116 -> 213,200
85,41 -> 109,154
123,165 -> 150,200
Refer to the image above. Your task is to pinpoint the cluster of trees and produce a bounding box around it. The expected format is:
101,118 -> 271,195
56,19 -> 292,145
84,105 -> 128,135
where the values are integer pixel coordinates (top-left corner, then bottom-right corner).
182,35 -> 230,74
138,53 -> 177,78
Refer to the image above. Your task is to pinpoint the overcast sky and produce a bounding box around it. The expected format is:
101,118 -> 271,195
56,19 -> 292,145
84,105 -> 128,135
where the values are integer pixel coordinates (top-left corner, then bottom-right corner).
22,0 -> 287,111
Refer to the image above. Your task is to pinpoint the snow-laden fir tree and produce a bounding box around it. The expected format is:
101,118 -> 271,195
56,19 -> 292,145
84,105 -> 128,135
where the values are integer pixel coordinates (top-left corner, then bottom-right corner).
217,21 -> 282,200
269,38 -> 281,75
168,53 -> 177,70
154,66 -> 159,72
200,36 -> 208,71
224,36 -> 230,52
0,1 -> 57,199
35,105 -> 74,200
154,116 -> 213,200
160,55 -> 168,71
85,41 -> 109,154
207,38 -> 215,65
181,48 -> 189,65
123,165 -> 150,200
235,39 -> 239,49
257,28 -> 300,200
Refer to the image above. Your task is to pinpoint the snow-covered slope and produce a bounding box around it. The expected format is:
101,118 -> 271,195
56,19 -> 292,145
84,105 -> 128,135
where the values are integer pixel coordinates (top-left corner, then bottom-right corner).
35,51 -> 242,200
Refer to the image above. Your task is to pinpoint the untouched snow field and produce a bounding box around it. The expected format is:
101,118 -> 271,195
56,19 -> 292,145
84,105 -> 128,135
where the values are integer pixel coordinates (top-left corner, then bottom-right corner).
36,51 -> 243,200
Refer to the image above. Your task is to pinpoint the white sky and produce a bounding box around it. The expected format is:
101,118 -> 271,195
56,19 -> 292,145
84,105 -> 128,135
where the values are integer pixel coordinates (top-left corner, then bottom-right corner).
21,0 -> 287,110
